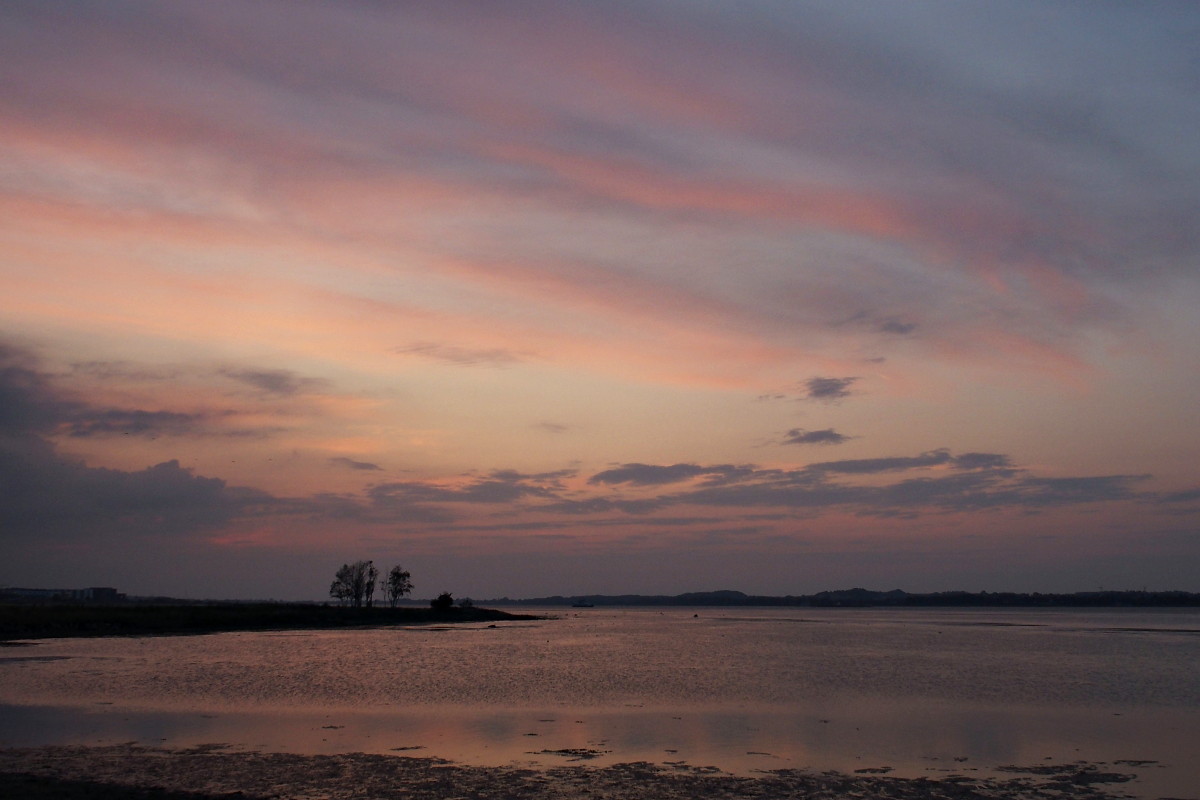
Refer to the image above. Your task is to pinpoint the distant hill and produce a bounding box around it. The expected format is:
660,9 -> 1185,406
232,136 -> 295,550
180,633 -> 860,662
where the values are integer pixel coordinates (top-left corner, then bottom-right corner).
484,588 -> 1200,608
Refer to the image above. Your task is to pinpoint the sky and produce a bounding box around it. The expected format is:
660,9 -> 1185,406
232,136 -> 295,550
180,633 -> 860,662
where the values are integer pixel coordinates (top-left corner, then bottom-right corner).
2,1 -> 1199,601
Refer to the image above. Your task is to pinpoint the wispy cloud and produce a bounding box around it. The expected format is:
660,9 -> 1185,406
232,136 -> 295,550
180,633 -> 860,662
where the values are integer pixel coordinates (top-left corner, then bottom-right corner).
219,368 -> 329,397
65,409 -> 221,438
393,342 -> 529,367
2,345 -> 225,440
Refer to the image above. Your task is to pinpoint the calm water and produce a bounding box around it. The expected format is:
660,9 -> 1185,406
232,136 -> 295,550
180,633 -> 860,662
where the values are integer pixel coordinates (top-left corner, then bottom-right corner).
2,607 -> 1198,797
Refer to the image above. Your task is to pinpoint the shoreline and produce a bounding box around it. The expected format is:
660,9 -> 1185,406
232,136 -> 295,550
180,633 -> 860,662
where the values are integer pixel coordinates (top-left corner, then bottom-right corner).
0,744 -> 1151,800
0,604 -> 540,643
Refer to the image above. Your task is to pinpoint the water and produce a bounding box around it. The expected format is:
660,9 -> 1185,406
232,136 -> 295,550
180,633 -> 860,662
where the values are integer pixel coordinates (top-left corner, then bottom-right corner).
2,607 -> 1198,797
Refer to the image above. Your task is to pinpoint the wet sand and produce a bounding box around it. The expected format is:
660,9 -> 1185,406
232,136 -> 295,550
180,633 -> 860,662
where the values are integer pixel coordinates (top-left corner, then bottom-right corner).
0,743 -> 1159,800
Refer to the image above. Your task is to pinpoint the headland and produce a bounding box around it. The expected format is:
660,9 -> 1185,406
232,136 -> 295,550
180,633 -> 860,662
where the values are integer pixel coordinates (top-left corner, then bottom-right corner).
0,603 -> 538,643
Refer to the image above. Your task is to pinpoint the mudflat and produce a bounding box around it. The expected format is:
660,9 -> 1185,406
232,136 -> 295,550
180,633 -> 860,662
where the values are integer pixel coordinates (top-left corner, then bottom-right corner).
0,744 -> 1148,800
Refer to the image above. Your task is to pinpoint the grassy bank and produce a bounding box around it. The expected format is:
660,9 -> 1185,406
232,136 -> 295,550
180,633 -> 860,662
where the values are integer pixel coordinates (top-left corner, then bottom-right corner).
0,603 -> 539,642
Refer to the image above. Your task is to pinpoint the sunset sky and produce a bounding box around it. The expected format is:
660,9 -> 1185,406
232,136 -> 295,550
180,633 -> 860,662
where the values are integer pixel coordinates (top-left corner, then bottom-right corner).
3,1 -> 1198,600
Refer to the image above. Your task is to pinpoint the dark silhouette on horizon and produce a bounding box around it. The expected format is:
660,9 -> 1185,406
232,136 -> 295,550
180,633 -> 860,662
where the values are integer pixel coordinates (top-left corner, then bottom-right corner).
487,587 -> 1200,608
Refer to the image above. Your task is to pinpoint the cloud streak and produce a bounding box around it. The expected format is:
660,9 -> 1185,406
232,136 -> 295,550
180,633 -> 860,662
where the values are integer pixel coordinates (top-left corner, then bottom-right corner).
393,342 -> 529,367
219,369 -> 329,397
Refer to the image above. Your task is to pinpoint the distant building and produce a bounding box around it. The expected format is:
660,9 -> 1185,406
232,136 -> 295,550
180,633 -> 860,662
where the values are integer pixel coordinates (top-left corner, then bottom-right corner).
3,587 -> 67,599
1,586 -> 123,602
79,587 -> 121,601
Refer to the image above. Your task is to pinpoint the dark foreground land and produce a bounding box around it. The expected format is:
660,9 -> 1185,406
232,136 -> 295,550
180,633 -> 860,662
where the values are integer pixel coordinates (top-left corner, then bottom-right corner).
0,603 -> 538,642
0,745 -> 1151,800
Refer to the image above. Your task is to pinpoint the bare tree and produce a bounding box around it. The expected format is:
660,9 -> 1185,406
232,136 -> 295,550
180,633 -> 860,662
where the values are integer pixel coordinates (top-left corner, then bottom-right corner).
385,565 -> 413,607
363,561 -> 378,608
329,560 -> 378,608
330,565 -> 354,606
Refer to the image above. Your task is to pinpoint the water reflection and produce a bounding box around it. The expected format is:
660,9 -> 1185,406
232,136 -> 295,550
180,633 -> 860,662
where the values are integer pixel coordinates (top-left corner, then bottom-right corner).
1,700 -> 1192,793
1,608 -> 1198,798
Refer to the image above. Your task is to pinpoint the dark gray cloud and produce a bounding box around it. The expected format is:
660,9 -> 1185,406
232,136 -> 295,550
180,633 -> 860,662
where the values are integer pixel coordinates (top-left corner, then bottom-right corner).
878,319 -> 917,335
537,496 -> 670,516
369,480 -> 529,506
1160,487 -> 1200,504
589,463 -> 739,486
1,345 -> 208,439
441,515 -> 726,534
340,469 -> 577,525
219,368 -> 329,396
836,312 -> 918,337
953,452 -> 1013,471
0,434 -> 265,542
329,456 -> 382,471
803,376 -> 858,402
69,360 -> 180,383
2,344 -> 587,539
0,346 -> 245,440
800,449 -> 1009,478
1012,475 -> 1149,507
76,360 -> 327,404
394,341 -> 528,367
0,342 -> 1176,559
0,344 -> 274,541
65,409 -> 218,438
489,468 -> 576,484
578,449 -> 1151,518
782,428 -> 850,446
368,469 -> 571,510
0,345 -> 78,435
807,449 -> 952,474
671,464 -> 1147,516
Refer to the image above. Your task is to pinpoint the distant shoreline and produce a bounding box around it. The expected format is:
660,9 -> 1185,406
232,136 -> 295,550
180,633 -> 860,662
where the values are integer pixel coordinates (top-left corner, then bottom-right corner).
0,603 -> 540,643
491,588 -> 1200,608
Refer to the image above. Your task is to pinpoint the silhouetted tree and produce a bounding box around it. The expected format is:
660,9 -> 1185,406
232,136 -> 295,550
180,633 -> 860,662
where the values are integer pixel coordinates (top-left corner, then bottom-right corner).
330,560 -> 378,608
430,591 -> 454,611
385,565 -> 413,607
